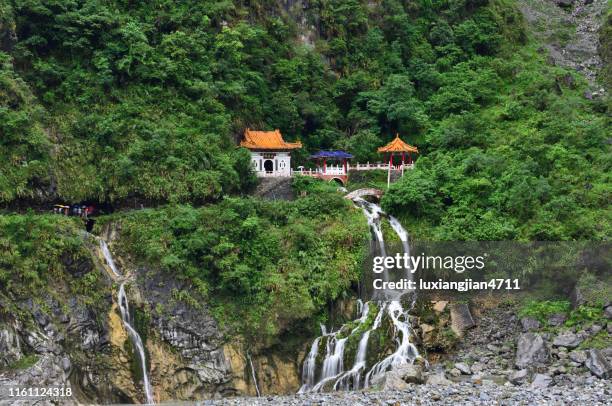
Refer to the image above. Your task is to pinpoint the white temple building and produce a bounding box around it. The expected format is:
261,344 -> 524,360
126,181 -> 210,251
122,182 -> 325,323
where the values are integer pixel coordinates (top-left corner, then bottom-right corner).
240,128 -> 302,177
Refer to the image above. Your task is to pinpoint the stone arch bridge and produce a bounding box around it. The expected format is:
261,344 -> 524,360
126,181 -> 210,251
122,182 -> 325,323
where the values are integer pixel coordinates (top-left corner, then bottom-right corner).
344,188 -> 384,200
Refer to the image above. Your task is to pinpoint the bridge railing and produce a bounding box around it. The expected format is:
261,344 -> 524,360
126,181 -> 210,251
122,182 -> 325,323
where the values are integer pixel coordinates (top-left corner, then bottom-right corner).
290,163 -> 414,177
350,163 -> 414,171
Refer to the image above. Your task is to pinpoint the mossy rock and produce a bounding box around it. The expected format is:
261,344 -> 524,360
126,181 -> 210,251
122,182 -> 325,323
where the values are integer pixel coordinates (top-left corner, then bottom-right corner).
572,273 -> 612,308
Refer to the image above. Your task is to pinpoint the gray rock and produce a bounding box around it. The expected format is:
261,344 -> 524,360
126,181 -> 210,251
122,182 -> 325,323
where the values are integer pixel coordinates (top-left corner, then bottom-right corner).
377,364 -> 424,390
398,364 -> 424,384
425,372 -> 452,385
553,331 -> 584,348
604,306 -> 612,319
509,369 -> 529,384
470,362 -> 485,374
554,0 -> 574,7
548,313 -> 567,327
516,333 -> 549,368
450,303 -> 476,337
585,349 -> 611,378
0,321 -> 23,367
455,362 -> 472,375
61,356 -> 71,372
589,324 -> 602,335
531,373 -> 552,388
520,317 -> 541,332
449,368 -> 461,377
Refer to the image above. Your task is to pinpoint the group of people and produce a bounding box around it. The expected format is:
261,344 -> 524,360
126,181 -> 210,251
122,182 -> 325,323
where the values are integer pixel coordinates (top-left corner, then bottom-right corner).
53,204 -> 95,218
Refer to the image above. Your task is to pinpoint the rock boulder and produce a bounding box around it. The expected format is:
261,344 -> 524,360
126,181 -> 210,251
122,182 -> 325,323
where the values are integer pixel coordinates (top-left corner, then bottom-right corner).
585,349 -> 611,378
516,333 -> 549,369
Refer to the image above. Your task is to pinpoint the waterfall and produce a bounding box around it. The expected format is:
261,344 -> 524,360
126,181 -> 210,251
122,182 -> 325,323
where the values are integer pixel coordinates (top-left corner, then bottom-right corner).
389,215 -> 413,283
100,240 -> 155,405
118,283 -> 155,404
333,303 -> 386,390
310,336 -> 348,392
299,198 -> 420,393
298,337 -> 321,392
247,353 -> 261,397
364,300 -> 419,387
99,239 -> 121,277
354,198 -> 390,298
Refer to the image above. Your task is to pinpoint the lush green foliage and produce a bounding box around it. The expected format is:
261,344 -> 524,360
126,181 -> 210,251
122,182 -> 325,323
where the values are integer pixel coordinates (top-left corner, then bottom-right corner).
381,47 -> 611,240
2,0 -> 606,228
1,0 -> 609,241
518,300 -> 571,324
99,190 -> 368,340
0,213 -> 86,292
0,53 -> 50,202
519,297 -> 608,330
0,213 -> 108,317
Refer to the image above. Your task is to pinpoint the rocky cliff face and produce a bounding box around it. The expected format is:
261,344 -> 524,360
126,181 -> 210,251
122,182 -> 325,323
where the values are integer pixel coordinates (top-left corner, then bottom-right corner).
0,248 -> 123,405
137,263 -> 304,400
0,225 -> 307,404
517,0 -> 608,91
96,224 -> 298,402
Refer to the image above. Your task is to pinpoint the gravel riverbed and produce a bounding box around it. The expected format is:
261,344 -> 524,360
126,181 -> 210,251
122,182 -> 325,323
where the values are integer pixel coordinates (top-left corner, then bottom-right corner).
206,378 -> 611,405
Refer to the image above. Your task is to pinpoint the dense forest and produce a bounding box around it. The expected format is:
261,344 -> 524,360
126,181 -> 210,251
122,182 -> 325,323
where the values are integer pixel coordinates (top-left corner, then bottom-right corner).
1,0 -> 610,240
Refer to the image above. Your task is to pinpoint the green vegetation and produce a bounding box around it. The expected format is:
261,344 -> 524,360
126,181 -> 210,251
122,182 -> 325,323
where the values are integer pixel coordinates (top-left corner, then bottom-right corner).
0,213 -> 91,296
380,41 -> 610,240
97,188 -> 368,341
519,298 -> 608,331
1,0 -> 610,364
0,0 -> 606,235
6,354 -> 38,370
518,300 -> 571,324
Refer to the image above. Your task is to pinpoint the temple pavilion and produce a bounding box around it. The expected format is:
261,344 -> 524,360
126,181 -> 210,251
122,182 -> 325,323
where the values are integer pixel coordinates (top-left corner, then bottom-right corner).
240,128 -> 302,177
378,134 -> 419,185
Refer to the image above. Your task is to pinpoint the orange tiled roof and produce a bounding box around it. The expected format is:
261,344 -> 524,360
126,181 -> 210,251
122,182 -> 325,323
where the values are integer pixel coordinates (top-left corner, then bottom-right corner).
378,134 -> 418,153
240,128 -> 302,150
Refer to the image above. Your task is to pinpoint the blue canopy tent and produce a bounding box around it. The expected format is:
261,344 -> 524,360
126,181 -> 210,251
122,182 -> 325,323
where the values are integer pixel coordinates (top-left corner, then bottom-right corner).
309,150 -> 354,174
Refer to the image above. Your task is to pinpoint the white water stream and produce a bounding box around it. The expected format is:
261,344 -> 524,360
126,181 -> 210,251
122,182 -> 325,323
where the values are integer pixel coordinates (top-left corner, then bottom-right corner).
100,239 -> 155,404
299,198 -> 420,392
247,352 -> 261,397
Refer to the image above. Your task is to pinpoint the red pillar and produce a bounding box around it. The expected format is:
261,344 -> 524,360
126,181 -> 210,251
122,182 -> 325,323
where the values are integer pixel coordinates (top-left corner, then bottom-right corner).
323,158 -> 327,173
389,153 -> 393,168
343,158 -> 347,174
402,152 -> 405,167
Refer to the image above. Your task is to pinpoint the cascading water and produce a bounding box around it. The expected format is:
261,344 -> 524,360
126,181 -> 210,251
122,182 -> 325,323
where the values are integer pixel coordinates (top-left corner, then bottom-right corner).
99,239 -> 121,278
354,198 -> 390,292
364,300 -> 419,387
333,303 -> 385,390
100,240 -> 155,405
247,353 -> 261,397
299,336 -> 321,392
299,198 -> 420,393
389,215 -> 413,284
